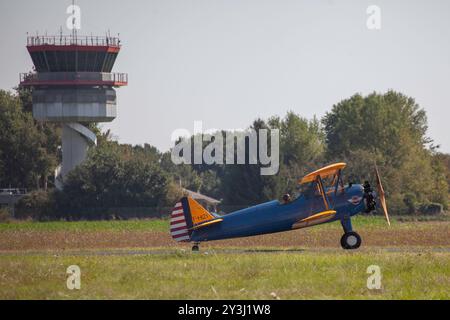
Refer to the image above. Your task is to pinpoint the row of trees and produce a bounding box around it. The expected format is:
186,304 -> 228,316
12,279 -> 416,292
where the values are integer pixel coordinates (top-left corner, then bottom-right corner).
0,90 -> 59,190
171,91 -> 448,213
0,88 -> 449,219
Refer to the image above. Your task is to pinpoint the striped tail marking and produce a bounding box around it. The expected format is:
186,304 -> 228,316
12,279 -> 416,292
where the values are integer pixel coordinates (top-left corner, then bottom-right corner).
170,202 -> 191,242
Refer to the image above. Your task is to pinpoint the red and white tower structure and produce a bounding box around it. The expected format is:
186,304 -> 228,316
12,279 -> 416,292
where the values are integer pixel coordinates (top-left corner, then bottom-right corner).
20,34 -> 127,187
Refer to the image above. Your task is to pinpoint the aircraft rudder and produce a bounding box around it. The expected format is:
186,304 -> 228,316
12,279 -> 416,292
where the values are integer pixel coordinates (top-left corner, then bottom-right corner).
169,198 -> 192,242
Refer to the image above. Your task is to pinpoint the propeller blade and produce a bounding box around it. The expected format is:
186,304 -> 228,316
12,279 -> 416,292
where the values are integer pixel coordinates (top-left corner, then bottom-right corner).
375,165 -> 391,226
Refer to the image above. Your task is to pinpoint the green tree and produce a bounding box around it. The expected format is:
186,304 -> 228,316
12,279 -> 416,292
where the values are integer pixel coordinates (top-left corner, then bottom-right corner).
220,113 -> 325,205
56,139 -> 181,217
0,90 -> 57,189
160,151 -> 203,192
322,91 -> 448,212
272,112 -> 325,194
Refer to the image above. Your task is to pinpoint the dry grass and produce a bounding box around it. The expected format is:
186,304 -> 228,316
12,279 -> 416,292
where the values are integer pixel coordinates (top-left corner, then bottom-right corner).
0,218 -> 448,252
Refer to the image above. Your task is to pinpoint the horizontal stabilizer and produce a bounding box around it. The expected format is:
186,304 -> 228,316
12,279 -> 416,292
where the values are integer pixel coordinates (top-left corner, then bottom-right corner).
190,218 -> 223,230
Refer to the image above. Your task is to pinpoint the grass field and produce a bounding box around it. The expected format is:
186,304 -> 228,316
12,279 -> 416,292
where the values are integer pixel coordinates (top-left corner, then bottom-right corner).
0,219 -> 170,232
0,215 -> 447,233
0,216 -> 449,300
1,250 -> 449,299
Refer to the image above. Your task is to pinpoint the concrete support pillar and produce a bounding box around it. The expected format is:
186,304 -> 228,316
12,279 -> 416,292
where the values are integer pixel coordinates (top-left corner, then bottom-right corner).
60,123 -> 97,181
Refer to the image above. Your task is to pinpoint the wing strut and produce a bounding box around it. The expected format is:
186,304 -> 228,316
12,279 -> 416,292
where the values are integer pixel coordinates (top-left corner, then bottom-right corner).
316,176 -> 331,210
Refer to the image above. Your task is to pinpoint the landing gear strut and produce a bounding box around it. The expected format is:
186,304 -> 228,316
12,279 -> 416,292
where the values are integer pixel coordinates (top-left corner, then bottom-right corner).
340,217 -> 361,250
340,232 -> 362,250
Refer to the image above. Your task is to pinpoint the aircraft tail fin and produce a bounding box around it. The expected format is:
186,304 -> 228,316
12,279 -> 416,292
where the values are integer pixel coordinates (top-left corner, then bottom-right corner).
185,197 -> 217,225
170,197 -> 222,242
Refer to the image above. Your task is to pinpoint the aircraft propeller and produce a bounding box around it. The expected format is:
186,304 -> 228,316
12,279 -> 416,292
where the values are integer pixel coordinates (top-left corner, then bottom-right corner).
374,165 -> 391,226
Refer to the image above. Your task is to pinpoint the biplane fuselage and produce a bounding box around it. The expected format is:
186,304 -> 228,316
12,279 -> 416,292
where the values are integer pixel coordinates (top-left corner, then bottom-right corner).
190,184 -> 365,242
170,163 -> 388,250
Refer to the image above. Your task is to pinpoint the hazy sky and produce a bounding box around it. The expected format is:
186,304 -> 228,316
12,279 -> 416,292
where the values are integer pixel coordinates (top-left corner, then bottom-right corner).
1,0 -> 449,152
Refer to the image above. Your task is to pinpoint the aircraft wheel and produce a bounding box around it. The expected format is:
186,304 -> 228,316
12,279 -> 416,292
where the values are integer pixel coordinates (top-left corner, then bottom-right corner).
192,244 -> 200,252
340,232 -> 361,250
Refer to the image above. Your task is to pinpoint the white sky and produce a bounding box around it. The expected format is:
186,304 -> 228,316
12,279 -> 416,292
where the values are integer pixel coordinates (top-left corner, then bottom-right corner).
1,0 -> 449,153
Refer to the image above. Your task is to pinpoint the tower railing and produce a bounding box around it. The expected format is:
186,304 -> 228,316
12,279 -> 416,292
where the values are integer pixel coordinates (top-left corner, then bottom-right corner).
20,72 -> 128,86
27,35 -> 121,47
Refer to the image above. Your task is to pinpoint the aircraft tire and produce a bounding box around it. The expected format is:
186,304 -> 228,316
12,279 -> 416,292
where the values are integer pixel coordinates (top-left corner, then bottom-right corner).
340,232 -> 362,250
192,245 -> 200,252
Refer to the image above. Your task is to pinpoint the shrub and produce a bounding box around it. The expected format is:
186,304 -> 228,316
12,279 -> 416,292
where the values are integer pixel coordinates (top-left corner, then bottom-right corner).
0,207 -> 12,222
403,193 -> 418,215
15,190 -> 55,220
417,203 -> 444,216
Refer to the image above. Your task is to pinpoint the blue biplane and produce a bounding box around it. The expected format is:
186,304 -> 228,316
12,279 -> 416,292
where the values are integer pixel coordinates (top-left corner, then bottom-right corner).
170,163 -> 390,251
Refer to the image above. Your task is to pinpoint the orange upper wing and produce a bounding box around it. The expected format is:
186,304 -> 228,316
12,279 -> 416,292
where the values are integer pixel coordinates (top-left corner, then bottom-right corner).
299,163 -> 347,184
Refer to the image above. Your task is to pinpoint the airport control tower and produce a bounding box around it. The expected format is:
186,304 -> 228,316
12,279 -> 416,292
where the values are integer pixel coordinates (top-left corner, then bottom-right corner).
20,34 -> 127,188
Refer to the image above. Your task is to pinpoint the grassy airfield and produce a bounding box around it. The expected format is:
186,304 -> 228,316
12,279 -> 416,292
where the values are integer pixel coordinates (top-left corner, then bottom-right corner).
0,216 -> 449,299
